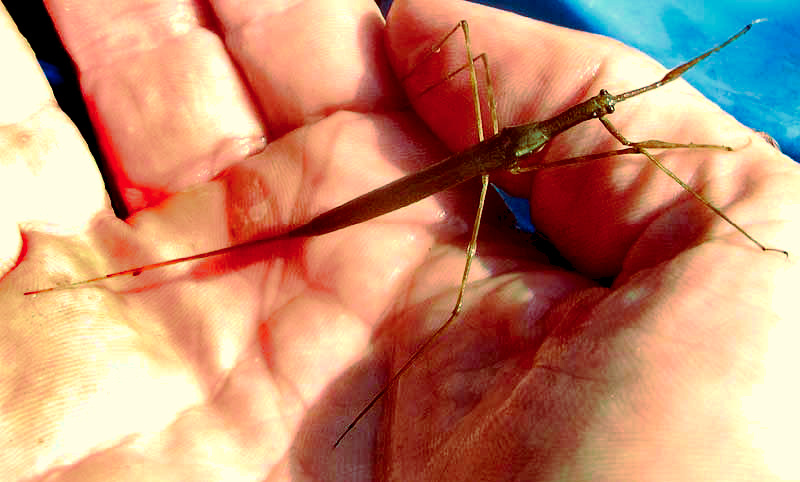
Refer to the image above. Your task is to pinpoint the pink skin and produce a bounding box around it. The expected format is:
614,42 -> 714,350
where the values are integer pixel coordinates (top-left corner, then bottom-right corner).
2,0 -> 799,480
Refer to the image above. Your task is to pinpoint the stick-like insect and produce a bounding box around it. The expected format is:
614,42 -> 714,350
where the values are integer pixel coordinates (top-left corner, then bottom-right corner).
24,19 -> 786,447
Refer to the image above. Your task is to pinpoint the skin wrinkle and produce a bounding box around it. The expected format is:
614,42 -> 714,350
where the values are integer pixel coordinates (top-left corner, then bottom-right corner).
65,1 -> 209,65
219,164 -> 277,244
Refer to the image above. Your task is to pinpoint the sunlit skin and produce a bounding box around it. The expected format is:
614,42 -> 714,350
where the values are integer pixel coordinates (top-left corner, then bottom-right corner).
2,0 -> 799,480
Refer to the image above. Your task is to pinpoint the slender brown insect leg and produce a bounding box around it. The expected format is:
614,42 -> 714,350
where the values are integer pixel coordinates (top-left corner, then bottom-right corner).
333,19 -> 499,448
598,115 -> 786,255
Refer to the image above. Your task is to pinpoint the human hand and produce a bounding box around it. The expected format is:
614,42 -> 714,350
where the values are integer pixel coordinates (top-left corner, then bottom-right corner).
382,2 -> 799,480
2,0 -> 798,480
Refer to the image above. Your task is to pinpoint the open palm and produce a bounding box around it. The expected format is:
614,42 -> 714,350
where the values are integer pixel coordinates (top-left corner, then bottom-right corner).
2,0 -> 798,480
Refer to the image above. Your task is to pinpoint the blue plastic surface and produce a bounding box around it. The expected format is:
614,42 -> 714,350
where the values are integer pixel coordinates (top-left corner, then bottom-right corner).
38,60 -> 64,86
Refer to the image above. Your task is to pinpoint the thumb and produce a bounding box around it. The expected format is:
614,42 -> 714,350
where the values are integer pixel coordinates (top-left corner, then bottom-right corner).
0,3 -> 110,280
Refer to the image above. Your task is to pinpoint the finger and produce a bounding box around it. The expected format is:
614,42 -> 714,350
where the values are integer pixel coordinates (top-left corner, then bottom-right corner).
387,0 -> 797,276
0,4 -> 109,278
44,0 -> 266,211
212,0 -> 403,139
